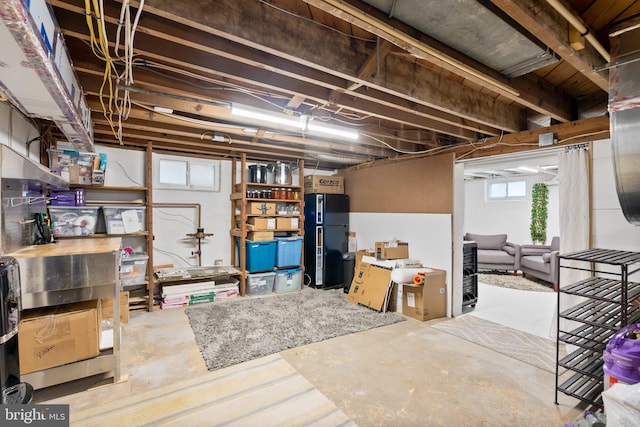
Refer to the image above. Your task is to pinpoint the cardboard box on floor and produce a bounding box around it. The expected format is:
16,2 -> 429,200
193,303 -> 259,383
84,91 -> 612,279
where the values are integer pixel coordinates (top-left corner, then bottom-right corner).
19,299 -> 102,374
402,268 -> 447,321
347,261 -> 394,312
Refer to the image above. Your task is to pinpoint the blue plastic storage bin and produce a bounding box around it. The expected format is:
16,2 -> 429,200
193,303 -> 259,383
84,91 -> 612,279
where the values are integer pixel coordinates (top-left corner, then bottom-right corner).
275,237 -> 303,268
244,240 -> 276,272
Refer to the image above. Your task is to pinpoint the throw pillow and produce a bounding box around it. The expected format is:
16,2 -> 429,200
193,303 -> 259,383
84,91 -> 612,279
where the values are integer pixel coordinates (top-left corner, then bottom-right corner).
542,253 -> 551,263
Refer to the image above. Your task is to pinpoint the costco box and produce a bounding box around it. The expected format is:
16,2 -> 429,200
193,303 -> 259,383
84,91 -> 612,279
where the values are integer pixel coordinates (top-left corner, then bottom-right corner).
304,175 -> 344,194
402,268 -> 446,321
375,241 -> 409,260
249,202 -> 276,215
248,217 -> 275,230
19,300 -> 102,374
100,291 -> 129,324
347,261 -> 394,312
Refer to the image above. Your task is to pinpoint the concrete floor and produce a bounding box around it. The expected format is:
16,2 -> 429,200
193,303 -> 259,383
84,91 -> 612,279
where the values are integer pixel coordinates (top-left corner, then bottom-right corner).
36,290 -> 587,426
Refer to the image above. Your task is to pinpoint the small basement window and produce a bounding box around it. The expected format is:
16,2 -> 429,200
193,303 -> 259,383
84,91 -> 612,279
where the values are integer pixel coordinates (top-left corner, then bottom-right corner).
156,155 -> 220,191
486,179 -> 526,200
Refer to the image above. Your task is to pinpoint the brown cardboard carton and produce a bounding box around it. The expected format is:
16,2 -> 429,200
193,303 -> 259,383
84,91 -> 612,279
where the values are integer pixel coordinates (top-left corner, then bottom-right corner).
19,300 -> 102,374
100,291 -> 130,324
248,217 -> 276,230
276,217 -> 299,230
304,175 -> 344,194
375,241 -> 409,260
249,202 -> 276,215
247,231 -> 275,241
347,261 -> 393,311
402,268 -> 446,321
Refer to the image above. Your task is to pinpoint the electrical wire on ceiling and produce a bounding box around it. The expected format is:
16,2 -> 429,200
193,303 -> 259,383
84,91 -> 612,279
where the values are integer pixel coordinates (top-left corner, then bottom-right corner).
84,0 -> 145,144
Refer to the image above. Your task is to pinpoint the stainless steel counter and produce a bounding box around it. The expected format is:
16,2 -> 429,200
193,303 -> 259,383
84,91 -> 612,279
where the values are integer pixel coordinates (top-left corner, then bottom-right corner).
7,237 -> 125,389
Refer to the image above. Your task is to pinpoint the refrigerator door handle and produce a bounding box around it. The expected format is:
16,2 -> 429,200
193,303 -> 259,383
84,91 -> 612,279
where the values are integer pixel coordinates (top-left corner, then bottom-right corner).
316,194 -> 324,224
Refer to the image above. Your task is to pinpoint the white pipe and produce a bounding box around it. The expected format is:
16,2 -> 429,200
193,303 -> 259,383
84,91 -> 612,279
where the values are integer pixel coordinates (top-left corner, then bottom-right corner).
546,0 -> 610,63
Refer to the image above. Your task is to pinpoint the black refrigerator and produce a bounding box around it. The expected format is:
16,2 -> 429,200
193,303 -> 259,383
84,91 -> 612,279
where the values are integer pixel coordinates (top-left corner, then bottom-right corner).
304,193 -> 349,289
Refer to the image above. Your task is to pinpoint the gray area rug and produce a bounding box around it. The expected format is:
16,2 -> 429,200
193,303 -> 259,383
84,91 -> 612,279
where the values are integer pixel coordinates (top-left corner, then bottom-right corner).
185,288 -> 406,370
478,272 -> 554,292
431,315 -> 564,373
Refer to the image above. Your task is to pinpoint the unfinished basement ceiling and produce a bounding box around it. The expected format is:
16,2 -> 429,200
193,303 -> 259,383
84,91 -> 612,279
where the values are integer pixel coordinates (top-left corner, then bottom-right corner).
362,0 -> 558,76
7,0 -> 639,169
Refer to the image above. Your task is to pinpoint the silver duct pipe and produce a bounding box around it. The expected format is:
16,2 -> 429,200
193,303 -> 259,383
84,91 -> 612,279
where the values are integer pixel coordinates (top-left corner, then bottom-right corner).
609,26 -> 640,225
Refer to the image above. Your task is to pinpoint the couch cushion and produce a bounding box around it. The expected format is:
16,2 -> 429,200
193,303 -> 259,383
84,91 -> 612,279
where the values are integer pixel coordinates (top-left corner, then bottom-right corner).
465,233 -> 507,250
521,255 -> 550,274
477,249 -> 514,264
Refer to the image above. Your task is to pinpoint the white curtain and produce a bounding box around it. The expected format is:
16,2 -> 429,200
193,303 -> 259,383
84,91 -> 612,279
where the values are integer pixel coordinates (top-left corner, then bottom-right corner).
549,146 -> 590,340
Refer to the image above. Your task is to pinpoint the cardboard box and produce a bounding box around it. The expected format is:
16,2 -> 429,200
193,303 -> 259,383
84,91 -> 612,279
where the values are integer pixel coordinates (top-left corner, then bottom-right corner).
19,300 -> 102,374
304,175 -> 344,194
248,217 -> 276,230
276,217 -> 299,230
375,241 -> 409,260
249,202 -> 276,215
248,231 -> 275,241
402,268 -> 446,321
348,231 -> 357,252
347,261 -> 394,312
100,291 -> 129,324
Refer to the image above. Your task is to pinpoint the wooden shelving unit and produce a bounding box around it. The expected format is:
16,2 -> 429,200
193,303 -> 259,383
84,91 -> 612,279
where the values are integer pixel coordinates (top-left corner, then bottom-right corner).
555,248 -> 640,409
66,144 -> 154,311
230,153 -> 305,295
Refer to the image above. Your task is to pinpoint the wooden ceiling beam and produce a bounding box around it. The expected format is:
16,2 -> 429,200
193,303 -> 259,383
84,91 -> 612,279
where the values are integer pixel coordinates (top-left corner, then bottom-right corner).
54,0 -> 531,131
301,0 -> 575,122
60,35 -> 492,142
489,0 -> 609,91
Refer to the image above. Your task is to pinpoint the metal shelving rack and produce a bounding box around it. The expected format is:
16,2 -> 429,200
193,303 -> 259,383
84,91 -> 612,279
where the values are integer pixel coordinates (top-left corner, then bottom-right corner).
462,241 -> 478,309
554,248 -> 640,409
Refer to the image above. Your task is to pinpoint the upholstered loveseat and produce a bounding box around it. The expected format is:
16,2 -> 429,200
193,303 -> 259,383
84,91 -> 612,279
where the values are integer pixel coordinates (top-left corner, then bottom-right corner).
519,236 -> 560,289
464,233 -> 520,275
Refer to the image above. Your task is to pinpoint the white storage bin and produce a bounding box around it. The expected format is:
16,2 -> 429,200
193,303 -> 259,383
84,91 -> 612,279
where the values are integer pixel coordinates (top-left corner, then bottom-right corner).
120,253 -> 149,286
49,206 -> 100,236
246,272 -> 275,296
103,205 -> 146,234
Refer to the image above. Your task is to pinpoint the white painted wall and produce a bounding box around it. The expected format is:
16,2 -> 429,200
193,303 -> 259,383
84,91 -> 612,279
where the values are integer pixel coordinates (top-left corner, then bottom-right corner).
463,174 -> 559,245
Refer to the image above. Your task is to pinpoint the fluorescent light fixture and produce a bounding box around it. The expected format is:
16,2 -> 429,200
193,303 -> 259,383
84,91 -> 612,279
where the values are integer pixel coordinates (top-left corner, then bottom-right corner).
517,166 -> 539,173
231,104 -> 358,141
231,105 -> 302,129
307,122 -> 359,140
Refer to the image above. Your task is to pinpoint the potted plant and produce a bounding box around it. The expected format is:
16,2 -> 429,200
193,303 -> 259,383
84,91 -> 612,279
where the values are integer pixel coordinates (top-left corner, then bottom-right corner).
530,183 -> 549,244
